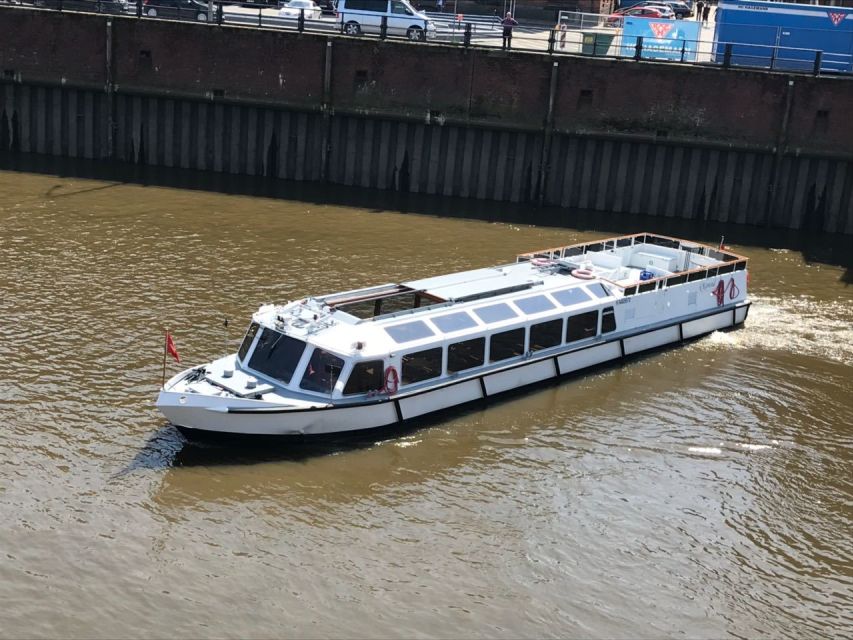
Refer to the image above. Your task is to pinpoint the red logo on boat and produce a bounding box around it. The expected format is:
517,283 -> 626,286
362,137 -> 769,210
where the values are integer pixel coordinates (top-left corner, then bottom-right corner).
649,22 -> 674,39
828,12 -> 845,26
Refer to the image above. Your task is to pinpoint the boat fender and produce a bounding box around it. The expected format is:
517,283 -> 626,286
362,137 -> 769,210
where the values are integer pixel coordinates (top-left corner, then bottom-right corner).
383,366 -> 400,395
571,268 -> 594,280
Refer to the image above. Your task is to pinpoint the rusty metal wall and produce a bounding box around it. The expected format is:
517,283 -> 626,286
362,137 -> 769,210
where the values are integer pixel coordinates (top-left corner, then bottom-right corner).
3,83 -> 850,233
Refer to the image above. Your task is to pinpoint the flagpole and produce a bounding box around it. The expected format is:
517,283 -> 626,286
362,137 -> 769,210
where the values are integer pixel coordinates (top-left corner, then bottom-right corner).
162,328 -> 168,389
223,317 -> 229,357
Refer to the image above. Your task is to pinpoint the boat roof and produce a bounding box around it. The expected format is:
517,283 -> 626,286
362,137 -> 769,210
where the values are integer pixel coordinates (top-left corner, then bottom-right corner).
254,232 -> 748,358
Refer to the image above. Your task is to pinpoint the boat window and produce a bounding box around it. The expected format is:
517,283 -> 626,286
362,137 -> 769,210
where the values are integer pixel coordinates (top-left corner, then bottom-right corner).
474,303 -> 517,324
566,311 -> 598,342
530,319 -> 562,351
489,328 -> 525,362
237,322 -> 260,362
431,311 -> 477,334
590,283 -> 611,299
447,337 -> 485,373
687,270 -> 708,282
385,320 -> 434,344
299,348 -> 345,394
247,329 -> 307,384
402,348 -> 443,385
551,287 -> 592,307
602,307 -> 617,333
343,359 -> 385,395
514,295 -> 556,315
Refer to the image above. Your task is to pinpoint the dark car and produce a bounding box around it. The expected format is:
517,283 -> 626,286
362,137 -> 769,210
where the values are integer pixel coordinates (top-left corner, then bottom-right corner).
316,0 -> 336,15
141,0 -> 211,21
632,0 -> 693,19
34,0 -> 131,14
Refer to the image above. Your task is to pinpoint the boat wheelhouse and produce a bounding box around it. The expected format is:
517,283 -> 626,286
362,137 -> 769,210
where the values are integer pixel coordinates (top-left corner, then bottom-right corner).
156,233 -> 750,437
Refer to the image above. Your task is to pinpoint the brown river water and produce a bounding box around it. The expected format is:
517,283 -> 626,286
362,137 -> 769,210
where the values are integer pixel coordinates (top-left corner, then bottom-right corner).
0,167 -> 851,639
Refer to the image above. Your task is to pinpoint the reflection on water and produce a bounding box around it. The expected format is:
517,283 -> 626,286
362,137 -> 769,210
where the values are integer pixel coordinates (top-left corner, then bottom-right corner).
0,167 -> 850,639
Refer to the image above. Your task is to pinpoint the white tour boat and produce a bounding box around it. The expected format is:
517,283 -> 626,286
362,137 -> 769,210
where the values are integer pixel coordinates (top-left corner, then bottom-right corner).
156,233 -> 750,438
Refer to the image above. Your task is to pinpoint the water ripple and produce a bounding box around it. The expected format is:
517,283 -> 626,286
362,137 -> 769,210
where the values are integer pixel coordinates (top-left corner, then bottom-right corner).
0,172 -> 850,639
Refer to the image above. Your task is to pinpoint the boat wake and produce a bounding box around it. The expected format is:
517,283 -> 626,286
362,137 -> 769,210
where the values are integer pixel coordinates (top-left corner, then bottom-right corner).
689,295 -> 853,366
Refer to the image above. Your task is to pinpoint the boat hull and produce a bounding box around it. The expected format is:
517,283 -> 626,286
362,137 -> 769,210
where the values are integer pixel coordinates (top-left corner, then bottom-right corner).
163,302 -> 750,439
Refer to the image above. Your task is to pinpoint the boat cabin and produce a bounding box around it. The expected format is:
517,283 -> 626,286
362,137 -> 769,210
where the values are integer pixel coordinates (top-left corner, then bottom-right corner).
229,233 -> 748,401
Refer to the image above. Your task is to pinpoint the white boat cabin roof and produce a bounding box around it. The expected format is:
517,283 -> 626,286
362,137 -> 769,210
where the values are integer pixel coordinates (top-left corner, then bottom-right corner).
253,233 -> 748,359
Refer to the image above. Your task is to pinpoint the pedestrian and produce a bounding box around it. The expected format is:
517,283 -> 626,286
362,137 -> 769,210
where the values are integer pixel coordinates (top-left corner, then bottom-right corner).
501,11 -> 518,49
695,1 -> 703,20
436,0 -> 443,12
702,3 -> 710,24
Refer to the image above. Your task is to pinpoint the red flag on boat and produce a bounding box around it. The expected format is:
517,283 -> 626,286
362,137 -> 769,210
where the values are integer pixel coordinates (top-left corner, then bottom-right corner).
165,331 -> 181,363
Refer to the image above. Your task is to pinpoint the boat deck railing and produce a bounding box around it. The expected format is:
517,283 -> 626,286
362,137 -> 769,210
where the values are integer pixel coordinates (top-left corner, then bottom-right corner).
517,233 -> 749,297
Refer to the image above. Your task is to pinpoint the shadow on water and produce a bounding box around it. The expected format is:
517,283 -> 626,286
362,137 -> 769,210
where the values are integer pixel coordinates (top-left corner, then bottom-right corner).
2,152 -> 851,279
121,421 -> 430,472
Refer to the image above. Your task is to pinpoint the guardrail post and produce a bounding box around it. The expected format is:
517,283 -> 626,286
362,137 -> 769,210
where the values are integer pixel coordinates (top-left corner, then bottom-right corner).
770,46 -> 777,70
380,15 -> 387,39
464,23 -> 472,47
723,43 -> 732,68
548,27 -> 556,54
680,39 -> 686,63
136,0 -> 142,17
298,9 -> 305,32
634,36 -> 643,61
813,50 -> 822,76
217,3 -> 223,25
58,0 -> 63,11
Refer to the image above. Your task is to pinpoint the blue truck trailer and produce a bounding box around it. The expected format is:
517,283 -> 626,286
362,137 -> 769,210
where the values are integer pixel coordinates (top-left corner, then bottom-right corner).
714,1 -> 853,73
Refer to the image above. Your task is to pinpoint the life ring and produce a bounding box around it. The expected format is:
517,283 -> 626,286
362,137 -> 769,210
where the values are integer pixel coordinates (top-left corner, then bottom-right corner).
531,257 -> 553,267
571,268 -> 595,280
383,366 -> 399,394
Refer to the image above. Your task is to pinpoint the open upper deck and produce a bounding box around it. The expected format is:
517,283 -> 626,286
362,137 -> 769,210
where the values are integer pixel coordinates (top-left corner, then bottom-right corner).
516,232 -> 749,297
315,233 -> 749,322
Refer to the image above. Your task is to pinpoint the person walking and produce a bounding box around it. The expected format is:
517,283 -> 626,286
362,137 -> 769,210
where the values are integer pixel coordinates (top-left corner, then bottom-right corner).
436,0 -> 443,12
501,12 -> 518,49
695,1 -> 704,21
702,3 -> 710,24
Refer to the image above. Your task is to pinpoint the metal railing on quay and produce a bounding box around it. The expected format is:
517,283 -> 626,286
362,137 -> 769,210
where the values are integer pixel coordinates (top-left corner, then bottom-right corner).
3,2 -> 851,77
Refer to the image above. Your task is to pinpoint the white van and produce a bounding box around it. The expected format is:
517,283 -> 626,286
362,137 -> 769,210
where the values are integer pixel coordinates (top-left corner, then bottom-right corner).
336,0 -> 437,41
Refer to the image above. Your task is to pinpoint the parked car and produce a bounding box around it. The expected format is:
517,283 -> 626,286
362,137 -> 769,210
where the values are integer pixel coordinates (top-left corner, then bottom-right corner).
141,0 -> 211,21
315,0 -> 336,14
34,0 -> 130,14
626,4 -> 675,19
279,0 -> 322,18
632,0 -> 693,19
336,0 -> 436,41
605,6 -> 669,26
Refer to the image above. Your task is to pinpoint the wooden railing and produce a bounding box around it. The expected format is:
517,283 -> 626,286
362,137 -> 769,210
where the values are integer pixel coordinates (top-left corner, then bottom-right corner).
516,232 -> 749,295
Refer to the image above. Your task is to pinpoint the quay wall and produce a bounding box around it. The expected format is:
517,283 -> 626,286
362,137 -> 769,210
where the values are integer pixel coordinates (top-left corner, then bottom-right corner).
0,8 -> 852,233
